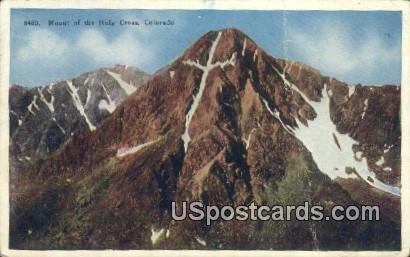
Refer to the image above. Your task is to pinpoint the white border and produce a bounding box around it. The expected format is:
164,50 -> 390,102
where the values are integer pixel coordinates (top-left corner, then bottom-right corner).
0,1 -> 409,257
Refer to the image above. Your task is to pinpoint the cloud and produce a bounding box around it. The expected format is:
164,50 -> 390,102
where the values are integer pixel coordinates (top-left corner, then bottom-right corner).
17,29 -> 69,63
286,19 -> 401,84
76,29 -> 153,67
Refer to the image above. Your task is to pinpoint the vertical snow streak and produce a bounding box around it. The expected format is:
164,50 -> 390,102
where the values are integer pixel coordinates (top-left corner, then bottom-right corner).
11,111 -> 22,126
66,80 -> 96,131
241,39 -> 247,56
361,99 -> 368,119
181,68 -> 210,152
261,98 -> 294,135
52,117 -> 66,134
85,89 -> 92,106
253,49 -> 258,62
272,66 -> 311,104
181,31 -> 236,152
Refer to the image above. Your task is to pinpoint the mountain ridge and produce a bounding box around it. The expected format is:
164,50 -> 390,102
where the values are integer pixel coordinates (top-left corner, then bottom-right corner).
9,64 -> 150,177
10,28 -> 401,250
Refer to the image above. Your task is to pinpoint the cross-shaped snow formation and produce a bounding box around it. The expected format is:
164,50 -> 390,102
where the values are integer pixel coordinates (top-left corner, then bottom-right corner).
181,31 -> 237,152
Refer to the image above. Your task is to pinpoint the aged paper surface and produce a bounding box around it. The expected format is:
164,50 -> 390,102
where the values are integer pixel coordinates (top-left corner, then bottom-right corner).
0,0 -> 409,256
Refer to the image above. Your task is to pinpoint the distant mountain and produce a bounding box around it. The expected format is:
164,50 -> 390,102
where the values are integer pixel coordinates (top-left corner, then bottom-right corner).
10,29 -> 401,250
9,65 -> 150,176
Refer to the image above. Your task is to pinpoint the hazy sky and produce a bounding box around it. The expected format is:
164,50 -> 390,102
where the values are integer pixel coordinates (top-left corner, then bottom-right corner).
10,9 -> 402,87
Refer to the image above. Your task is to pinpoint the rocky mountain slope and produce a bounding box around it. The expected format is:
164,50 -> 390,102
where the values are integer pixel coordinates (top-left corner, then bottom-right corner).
9,65 -> 150,177
9,29 -> 401,250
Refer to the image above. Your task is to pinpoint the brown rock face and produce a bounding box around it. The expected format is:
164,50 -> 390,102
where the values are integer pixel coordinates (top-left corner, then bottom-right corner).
10,28 -> 401,250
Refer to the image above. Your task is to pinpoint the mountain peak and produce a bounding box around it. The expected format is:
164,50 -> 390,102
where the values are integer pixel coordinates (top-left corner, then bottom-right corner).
179,28 -> 259,68
10,28 -> 401,250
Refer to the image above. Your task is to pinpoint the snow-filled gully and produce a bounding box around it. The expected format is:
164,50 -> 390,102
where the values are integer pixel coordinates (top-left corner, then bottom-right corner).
105,70 -> 136,95
181,31 -> 236,152
269,68 -> 400,197
66,80 -> 96,131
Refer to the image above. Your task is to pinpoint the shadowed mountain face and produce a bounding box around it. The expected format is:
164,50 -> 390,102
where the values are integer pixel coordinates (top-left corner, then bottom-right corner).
9,29 -> 401,250
9,65 -> 150,177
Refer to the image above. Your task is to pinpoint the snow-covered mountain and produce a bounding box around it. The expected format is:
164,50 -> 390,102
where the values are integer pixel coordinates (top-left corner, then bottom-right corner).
10,29 -> 401,250
9,65 -> 150,176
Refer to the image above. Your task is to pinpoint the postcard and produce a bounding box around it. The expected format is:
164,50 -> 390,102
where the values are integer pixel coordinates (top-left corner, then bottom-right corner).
0,0 -> 409,256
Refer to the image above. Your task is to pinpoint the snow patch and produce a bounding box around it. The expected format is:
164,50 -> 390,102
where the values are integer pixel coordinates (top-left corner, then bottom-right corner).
328,89 -> 333,97
98,100 -> 115,113
66,80 -> 96,131
292,85 -> 400,196
117,139 -> 159,157
348,86 -> 355,98
170,70 -> 175,79
355,151 -> 363,161
383,167 -> 392,172
182,31 -> 236,152
98,83 -> 116,113
105,69 -> 136,95
150,227 -> 166,245
375,156 -> 385,166
195,237 -> 207,246
384,145 -> 393,153
242,128 -> 256,150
